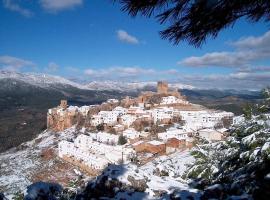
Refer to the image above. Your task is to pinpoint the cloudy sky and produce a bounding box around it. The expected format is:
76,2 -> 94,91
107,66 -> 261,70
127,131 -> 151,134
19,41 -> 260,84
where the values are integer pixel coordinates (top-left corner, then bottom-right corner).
0,0 -> 270,90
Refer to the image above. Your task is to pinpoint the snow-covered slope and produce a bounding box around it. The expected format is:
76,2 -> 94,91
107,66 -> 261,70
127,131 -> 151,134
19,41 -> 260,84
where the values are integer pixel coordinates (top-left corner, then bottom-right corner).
0,126 -> 198,199
0,127 -> 80,198
83,150 -> 200,199
0,71 -> 88,90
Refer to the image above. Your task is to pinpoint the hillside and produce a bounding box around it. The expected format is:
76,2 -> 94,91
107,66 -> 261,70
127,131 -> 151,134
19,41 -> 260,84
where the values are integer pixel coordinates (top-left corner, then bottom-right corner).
182,89 -> 262,115
0,73 -> 128,152
0,71 -> 262,152
0,127 -> 198,199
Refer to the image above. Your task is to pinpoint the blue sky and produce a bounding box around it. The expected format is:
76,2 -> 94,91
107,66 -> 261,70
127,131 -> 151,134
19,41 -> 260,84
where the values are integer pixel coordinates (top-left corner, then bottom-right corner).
0,0 -> 270,89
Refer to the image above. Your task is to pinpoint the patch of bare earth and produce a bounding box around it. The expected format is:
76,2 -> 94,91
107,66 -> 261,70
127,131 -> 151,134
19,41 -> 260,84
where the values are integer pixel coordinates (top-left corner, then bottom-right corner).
30,151 -> 78,187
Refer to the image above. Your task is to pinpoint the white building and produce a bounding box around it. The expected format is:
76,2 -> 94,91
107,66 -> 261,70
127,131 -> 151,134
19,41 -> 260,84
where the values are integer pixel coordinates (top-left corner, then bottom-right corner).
112,106 -> 127,115
127,106 -> 145,115
59,134 -> 136,170
119,114 -> 137,127
90,114 -> 103,126
123,128 -> 141,140
90,106 -> 127,126
158,127 -> 190,141
151,107 -> 174,123
179,110 -> 234,131
89,132 -> 119,145
58,140 -> 109,170
198,129 -> 224,141
100,111 -> 118,125
161,96 -> 189,105
107,99 -> 119,104
78,106 -> 91,116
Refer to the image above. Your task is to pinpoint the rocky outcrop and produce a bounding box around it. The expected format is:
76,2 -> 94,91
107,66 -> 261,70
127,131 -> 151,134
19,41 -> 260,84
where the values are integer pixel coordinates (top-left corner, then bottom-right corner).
47,108 -> 81,132
127,175 -> 148,192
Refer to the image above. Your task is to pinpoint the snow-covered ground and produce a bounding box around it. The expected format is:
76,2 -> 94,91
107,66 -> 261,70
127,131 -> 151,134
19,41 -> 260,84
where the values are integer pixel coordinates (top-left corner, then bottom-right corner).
0,127 -> 78,198
87,150 -> 200,199
0,126 -> 197,199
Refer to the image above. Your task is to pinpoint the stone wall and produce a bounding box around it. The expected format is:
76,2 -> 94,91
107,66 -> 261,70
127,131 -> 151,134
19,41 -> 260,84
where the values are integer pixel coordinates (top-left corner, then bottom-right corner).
47,108 -> 80,132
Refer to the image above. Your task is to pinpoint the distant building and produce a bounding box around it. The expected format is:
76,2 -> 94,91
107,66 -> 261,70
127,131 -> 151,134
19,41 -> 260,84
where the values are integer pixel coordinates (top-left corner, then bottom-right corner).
161,96 -> 189,105
157,81 -> 168,94
198,129 -> 224,141
60,100 -> 67,109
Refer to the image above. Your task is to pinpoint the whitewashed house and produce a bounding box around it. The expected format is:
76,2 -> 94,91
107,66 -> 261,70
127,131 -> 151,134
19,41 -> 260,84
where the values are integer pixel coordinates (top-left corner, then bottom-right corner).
58,134 -> 136,170
107,99 -> 119,103
198,129 -> 224,141
123,128 -> 141,140
161,96 -> 189,105
119,114 -> 137,127
78,106 -> 91,116
88,132 -> 119,145
158,127 -> 190,141
152,107 -> 174,123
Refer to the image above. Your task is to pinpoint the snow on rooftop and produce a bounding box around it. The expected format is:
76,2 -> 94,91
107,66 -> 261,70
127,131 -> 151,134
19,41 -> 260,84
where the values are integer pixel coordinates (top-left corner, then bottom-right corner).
132,141 -> 144,146
147,140 -> 164,146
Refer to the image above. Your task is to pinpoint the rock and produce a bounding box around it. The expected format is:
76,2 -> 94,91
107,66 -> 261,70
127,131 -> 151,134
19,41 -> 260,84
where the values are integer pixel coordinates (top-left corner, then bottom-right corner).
0,193 -> 7,200
153,189 -> 167,198
127,175 -> 148,192
24,182 -> 63,200
202,184 -> 223,200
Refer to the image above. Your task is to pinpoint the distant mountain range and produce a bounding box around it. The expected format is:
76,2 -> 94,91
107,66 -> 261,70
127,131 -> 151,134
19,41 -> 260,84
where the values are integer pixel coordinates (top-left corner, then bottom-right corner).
0,70 -> 194,92
85,80 -> 195,91
0,70 -> 262,105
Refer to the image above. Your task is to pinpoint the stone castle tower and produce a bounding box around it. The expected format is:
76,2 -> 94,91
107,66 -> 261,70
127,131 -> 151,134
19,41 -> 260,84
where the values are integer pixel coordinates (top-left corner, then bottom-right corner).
157,81 -> 168,94
60,100 -> 67,109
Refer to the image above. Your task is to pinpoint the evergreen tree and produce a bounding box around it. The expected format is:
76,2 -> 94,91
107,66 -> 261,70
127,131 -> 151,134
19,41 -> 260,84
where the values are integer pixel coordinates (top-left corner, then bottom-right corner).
114,0 -> 270,46
118,134 -> 127,145
185,88 -> 270,199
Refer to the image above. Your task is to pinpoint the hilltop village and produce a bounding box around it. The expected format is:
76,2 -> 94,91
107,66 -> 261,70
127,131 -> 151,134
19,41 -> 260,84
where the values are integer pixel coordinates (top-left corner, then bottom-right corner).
47,81 -> 234,173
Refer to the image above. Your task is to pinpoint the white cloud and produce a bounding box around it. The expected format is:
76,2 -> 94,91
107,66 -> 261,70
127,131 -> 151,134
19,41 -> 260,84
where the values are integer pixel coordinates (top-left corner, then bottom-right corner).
85,66 -> 154,78
0,55 -> 35,71
179,31 -> 270,68
84,66 -> 178,81
66,66 -> 80,72
232,30 -> 270,50
84,69 -> 96,76
83,66 -> 270,90
40,0 -> 83,13
117,30 -> 139,44
179,51 -> 253,67
174,71 -> 270,90
237,66 -> 270,73
44,62 -> 59,72
3,0 -> 33,17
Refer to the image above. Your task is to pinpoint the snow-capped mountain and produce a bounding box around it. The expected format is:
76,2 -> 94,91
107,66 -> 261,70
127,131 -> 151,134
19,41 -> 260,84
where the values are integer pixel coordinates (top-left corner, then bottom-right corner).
85,81 -> 195,91
0,70 -> 195,92
0,70 -> 88,90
